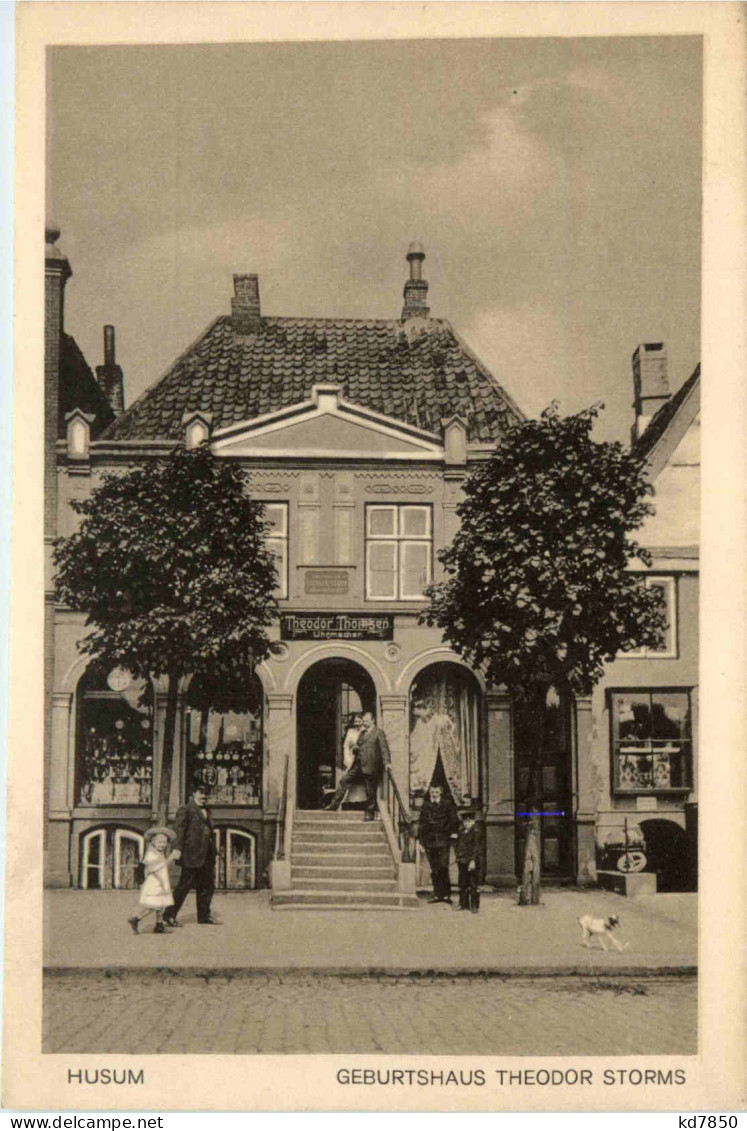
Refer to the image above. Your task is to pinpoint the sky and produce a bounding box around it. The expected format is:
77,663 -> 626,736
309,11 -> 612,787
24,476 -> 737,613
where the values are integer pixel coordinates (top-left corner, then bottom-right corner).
48,37 -> 702,444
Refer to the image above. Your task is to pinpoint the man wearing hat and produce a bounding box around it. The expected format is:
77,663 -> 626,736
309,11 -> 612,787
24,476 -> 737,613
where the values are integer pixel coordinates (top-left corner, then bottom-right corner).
164,786 -> 221,926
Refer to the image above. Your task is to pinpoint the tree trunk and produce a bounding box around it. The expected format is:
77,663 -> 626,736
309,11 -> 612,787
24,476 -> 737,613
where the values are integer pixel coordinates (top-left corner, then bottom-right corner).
518,687 -> 547,906
156,672 -> 179,824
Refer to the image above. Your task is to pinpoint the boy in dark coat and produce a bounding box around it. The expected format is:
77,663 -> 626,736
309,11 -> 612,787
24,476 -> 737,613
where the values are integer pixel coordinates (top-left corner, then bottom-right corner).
418,784 -> 461,903
454,810 -> 482,913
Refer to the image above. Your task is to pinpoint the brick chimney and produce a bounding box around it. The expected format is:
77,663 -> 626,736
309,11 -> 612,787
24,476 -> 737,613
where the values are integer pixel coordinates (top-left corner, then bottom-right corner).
95,324 -> 125,416
401,241 -> 430,320
232,274 -> 261,334
631,342 -> 670,443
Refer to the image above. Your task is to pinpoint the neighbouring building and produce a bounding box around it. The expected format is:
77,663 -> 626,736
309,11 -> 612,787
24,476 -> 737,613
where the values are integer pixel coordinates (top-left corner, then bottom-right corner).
45,225 -> 120,879
46,238 -> 699,898
592,344 -> 700,892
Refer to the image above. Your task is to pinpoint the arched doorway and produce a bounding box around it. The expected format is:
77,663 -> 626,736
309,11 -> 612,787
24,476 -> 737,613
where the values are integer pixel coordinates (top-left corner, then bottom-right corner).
296,658 -> 376,810
408,662 -> 482,806
639,819 -> 691,892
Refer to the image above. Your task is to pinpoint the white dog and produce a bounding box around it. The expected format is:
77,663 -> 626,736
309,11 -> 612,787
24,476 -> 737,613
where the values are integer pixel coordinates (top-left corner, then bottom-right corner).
578,914 -> 629,951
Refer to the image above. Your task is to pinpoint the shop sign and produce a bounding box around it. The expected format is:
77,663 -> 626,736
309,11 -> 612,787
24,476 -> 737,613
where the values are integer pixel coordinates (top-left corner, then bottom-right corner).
280,612 -> 394,641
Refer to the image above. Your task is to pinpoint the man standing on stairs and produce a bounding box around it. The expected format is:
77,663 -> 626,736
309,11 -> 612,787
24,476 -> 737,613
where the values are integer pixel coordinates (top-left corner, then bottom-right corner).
324,710 -> 391,821
418,784 -> 460,904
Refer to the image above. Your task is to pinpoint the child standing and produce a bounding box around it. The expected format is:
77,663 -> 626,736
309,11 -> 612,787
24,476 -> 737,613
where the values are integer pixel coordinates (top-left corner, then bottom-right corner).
128,827 -> 180,934
454,810 -> 482,914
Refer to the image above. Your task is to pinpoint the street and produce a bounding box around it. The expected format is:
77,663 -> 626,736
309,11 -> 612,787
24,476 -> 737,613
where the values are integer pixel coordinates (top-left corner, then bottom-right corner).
44,972 -> 696,1056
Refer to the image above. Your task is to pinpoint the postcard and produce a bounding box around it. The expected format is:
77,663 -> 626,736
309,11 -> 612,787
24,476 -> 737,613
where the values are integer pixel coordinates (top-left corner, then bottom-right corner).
6,1 -> 746,1114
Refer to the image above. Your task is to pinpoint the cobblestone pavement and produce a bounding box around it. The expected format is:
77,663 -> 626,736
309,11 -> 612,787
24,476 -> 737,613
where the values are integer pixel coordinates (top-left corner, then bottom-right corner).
44,973 -> 696,1056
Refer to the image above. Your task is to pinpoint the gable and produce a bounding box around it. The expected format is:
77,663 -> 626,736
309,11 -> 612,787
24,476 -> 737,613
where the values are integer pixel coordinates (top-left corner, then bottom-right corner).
639,413 -> 700,551
211,385 -> 444,461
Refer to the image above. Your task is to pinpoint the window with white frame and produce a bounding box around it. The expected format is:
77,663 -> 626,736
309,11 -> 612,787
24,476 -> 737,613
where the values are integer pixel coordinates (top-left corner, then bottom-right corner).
610,688 -> 692,793
625,575 -> 677,658
365,505 -> 432,600
262,502 -> 288,599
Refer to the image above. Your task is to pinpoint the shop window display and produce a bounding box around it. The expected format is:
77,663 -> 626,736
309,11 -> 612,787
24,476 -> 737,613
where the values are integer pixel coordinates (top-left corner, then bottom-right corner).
611,689 -> 692,793
75,668 -> 154,807
408,663 -> 481,806
186,675 -> 263,806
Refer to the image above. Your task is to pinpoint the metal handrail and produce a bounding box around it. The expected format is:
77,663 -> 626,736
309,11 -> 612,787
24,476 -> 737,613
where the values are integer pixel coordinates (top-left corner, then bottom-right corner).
275,754 -> 290,861
384,764 -> 415,864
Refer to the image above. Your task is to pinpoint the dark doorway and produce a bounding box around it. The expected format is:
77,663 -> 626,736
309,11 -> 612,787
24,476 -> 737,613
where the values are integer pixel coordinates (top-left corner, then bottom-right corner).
296,659 -> 376,810
639,818 -> 692,892
513,690 -> 574,879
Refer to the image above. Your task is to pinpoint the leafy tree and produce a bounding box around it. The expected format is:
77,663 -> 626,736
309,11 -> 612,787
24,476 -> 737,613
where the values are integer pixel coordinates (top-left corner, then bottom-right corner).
54,445 -> 278,822
422,404 -> 666,904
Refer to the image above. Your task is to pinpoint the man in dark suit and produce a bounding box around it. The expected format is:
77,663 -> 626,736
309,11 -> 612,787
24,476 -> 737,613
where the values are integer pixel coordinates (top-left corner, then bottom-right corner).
418,784 -> 460,903
163,787 -> 220,926
324,710 -> 391,820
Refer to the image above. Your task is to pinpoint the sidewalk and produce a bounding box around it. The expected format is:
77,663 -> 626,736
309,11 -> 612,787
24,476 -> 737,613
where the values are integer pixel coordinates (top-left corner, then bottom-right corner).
44,887 -> 697,976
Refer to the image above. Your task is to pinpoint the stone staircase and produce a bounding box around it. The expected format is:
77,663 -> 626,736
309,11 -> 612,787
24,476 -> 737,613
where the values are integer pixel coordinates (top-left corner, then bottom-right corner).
272,810 -> 420,910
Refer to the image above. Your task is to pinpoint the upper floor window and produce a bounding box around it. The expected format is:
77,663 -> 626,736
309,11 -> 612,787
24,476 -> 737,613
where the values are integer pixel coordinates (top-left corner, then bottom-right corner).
625,576 -> 677,658
365,505 -> 432,600
262,502 -> 288,600
610,688 -> 692,793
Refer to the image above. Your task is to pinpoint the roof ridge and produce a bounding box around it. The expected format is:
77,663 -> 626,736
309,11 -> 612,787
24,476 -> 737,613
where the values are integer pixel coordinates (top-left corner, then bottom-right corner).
221,314 -> 451,327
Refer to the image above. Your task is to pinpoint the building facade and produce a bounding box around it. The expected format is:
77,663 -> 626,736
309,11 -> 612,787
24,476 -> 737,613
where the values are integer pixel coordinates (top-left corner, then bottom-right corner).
592,345 -> 700,891
45,241 -> 698,895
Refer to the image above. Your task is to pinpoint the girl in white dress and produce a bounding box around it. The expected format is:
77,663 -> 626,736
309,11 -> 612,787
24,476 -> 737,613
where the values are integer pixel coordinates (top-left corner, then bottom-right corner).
128,827 -> 180,935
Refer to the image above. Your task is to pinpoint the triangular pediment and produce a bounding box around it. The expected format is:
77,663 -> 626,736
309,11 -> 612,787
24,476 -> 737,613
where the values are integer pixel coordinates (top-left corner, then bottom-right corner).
212,384 -> 443,460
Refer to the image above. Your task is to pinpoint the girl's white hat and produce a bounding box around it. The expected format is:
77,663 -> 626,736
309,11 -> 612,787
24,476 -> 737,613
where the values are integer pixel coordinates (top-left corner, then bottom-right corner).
144,825 -> 176,842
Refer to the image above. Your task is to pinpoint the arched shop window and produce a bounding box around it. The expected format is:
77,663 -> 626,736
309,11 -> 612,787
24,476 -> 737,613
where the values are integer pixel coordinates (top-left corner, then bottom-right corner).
185,675 -> 263,806
80,826 -> 145,889
214,827 -> 256,890
408,663 -> 482,806
75,668 -> 154,807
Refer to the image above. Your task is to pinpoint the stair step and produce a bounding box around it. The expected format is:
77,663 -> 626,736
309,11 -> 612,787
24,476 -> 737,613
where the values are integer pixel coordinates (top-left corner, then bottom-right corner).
293,878 -> 398,892
293,865 -> 396,880
295,816 -> 373,827
293,829 -> 386,842
289,845 -> 391,859
272,891 -> 420,908
294,814 -> 373,823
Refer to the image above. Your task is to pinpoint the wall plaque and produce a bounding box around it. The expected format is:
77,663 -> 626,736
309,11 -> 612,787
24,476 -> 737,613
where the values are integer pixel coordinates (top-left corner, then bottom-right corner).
280,613 -> 394,641
304,569 -> 349,595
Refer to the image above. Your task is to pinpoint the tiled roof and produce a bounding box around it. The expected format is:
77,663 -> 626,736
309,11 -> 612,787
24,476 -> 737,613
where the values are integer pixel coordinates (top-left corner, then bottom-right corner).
102,316 -> 523,444
633,363 -> 700,461
59,334 -> 116,440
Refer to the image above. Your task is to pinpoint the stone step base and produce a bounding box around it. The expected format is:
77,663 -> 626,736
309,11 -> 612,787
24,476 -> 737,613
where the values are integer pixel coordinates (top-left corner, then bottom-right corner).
272,890 -> 420,909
